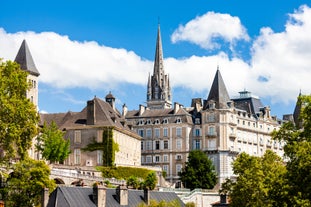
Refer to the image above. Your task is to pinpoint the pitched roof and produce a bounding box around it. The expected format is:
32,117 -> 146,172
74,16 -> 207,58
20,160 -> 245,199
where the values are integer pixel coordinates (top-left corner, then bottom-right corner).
14,40 -> 40,76
206,69 -> 230,109
47,186 -> 185,207
231,91 -> 264,116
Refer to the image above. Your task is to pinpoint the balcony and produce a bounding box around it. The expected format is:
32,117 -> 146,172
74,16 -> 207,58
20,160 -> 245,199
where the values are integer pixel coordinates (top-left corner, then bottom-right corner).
206,132 -> 217,138
229,133 -> 236,139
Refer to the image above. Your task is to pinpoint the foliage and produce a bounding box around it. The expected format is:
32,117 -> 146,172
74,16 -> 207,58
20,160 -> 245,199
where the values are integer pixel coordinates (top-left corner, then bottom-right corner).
185,202 -> 196,207
179,150 -> 217,190
0,60 -> 39,161
220,151 -> 287,207
272,94 -> 311,206
137,199 -> 181,207
98,166 -> 152,180
36,121 -> 70,163
83,127 -> 119,166
0,158 -> 56,207
144,171 -> 157,190
127,175 -> 140,189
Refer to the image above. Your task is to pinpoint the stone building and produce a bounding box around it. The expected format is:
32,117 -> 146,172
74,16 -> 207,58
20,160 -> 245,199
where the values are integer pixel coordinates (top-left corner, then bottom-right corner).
125,25 -> 284,186
40,94 -> 141,167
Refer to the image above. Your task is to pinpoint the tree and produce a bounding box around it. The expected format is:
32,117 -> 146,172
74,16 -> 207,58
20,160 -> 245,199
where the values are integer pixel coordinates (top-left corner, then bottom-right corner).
127,175 -> 140,189
137,199 -> 181,207
220,151 -> 287,207
273,94 -> 311,206
36,121 -> 70,163
179,150 -> 217,190
1,158 -> 56,207
0,60 -> 39,161
144,171 -> 157,190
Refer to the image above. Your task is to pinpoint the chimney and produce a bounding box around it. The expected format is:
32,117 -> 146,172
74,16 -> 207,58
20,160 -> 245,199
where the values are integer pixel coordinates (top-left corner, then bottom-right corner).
41,188 -> 49,207
139,104 -> 145,116
116,185 -> 128,205
105,92 -> 116,110
144,188 -> 150,205
122,104 -> 128,117
87,100 -> 96,125
93,185 -> 106,207
174,102 -> 181,114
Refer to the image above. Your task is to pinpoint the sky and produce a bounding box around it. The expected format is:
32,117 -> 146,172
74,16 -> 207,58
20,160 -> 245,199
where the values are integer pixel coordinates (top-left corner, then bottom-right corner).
0,0 -> 310,118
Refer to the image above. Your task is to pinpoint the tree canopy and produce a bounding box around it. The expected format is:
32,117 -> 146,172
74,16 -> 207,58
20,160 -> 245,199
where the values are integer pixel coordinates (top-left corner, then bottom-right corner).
179,150 -> 217,190
221,94 -> 311,207
1,158 -> 56,207
0,60 -> 39,162
36,121 -> 70,163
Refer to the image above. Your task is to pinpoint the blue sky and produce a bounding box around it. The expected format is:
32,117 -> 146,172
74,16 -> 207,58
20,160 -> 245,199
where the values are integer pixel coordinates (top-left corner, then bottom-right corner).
1,0 -> 310,118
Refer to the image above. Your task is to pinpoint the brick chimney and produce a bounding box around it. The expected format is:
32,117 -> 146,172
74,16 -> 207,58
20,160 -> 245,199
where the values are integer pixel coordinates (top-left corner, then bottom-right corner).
116,185 -> 128,205
41,188 -> 49,207
93,185 -> 106,207
144,188 -> 150,205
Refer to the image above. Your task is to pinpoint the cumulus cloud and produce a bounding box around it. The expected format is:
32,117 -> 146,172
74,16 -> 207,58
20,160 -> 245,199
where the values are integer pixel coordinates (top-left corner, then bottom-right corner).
171,11 -> 250,50
0,5 -> 310,110
0,29 -> 152,89
250,4 -> 311,103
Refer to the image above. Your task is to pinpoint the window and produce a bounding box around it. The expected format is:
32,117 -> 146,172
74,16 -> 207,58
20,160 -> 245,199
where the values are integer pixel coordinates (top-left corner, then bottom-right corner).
146,119 -> 151,125
141,141 -> 144,150
97,150 -> 103,165
195,128 -> 201,136
164,140 -> 169,149
155,119 -> 160,124
194,139 -> 200,150
208,127 -> 216,136
207,114 -> 215,122
146,129 -> 152,138
146,141 -> 152,150
74,149 -> 81,164
154,128 -> 160,138
163,155 -> 168,162
138,129 -> 144,137
163,128 -> 168,137
138,120 -> 144,125
176,127 -> 182,137
176,139 -> 182,150
155,155 -> 160,163
74,130 -> 81,143
208,139 -> 216,150
146,156 -> 152,163
155,141 -> 160,150
163,119 -> 168,124
176,164 -> 182,174
176,118 -> 182,124
195,118 -> 200,124
176,154 -> 182,160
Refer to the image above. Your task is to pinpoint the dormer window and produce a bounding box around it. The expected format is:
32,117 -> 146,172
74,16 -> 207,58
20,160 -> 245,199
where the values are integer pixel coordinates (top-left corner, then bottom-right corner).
155,119 -> 160,125
146,119 -> 151,125
195,118 -> 200,124
176,117 -> 182,124
138,120 -> 144,125
163,119 -> 168,124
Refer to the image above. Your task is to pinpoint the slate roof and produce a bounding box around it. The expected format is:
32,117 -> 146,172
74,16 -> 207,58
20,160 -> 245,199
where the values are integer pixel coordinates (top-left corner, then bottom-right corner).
206,69 -> 231,109
47,186 -> 185,207
40,97 -> 139,139
14,39 -> 40,76
231,95 -> 264,116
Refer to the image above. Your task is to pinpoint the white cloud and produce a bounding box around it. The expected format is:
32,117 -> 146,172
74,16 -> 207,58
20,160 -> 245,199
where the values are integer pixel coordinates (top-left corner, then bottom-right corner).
171,11 -> 250,50
0,4 -> 310,110
0,29 -> 152,89
250,4 -> 311,103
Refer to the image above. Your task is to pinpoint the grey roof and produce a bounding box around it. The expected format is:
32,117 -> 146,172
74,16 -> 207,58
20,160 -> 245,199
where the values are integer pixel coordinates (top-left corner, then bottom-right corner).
206,69 -> 231,109
47,186 -> 185,207
232,96 -> 264,116
14,40 -> 40,76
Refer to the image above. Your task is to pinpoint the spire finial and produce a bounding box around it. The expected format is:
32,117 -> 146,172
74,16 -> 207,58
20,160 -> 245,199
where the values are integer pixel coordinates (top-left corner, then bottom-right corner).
158,17 -> 160,25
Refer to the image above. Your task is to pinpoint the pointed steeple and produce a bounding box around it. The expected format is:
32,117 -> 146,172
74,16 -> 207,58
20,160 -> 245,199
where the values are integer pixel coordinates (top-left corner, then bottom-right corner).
14,40 -> 40,76
146,24 -> 172,109
206,68 -> 231,109
293,91 -> 303,128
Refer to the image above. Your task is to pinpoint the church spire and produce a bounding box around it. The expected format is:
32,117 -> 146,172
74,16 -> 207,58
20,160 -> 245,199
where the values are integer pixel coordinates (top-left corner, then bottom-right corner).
147,24 -> 172,109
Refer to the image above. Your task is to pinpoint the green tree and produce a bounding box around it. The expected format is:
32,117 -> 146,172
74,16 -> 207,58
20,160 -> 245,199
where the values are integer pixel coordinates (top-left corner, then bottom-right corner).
179,150 -> 217,190
1,158 -> 56,207
36,121 -> 70,163
127,175 -> 140,189
273,94 -> 311,206
137,199 -> 181,207
144,171 -> 157,190
0,60 -> 39,161
221,151 -> 287,207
